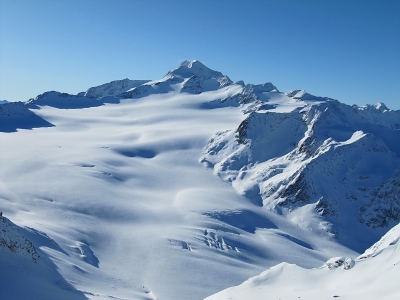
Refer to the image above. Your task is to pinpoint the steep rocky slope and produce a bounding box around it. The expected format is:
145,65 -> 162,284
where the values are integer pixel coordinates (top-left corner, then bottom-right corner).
201,97 -> 400,251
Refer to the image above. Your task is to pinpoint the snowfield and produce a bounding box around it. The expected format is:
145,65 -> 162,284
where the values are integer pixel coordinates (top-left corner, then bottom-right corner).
0,60 -> 399,299
206,222 -> 400,300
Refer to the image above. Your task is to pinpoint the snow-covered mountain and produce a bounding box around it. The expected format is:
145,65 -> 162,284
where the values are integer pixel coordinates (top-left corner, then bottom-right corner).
201,97 -> 400,251
118,60 -> 233,99
0,60 -> 399,299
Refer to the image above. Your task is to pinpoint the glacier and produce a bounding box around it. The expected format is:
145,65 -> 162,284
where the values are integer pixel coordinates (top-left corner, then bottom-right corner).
0,60 -> 399,299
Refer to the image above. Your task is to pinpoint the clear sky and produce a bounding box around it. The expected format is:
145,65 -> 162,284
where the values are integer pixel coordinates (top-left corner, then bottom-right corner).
1,0 -> 399,109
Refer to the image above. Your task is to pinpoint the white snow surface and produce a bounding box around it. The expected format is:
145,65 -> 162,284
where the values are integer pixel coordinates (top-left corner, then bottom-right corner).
1,60 -> 399,299
206,222 -> 400,300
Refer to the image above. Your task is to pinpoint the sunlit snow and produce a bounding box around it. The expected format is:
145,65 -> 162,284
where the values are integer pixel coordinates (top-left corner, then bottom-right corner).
1,60 -> 399,300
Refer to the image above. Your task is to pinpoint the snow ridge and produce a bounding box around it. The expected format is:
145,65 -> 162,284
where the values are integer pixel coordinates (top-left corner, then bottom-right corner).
0,216 -> 40,262
207,222 -> 400,300
80,78 -> 150,98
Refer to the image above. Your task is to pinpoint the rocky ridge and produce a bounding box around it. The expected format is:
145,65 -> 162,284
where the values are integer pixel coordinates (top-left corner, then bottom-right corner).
201,96 -> 400,250
0,216 -> 40,263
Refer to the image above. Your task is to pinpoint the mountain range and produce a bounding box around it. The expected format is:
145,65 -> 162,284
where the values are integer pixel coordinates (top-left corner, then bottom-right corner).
1,60 -> 399,299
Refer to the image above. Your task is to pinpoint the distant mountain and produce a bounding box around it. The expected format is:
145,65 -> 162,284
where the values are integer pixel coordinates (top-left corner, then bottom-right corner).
119,60 -> 234,98
25,91 -> 122,109
25,80 -> 149,109
78,78 -> 150,98
0,101 -> 53,132
0,100 -> 9,104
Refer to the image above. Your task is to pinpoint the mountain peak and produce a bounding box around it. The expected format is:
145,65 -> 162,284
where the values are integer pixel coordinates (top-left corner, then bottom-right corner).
362,102 -> 389,112
375,102 -> 388,111
179,59 -> 205,69
166,60 -> 224,79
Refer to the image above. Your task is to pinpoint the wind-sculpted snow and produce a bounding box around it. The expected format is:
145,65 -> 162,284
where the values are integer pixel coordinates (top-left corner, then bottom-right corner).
204,210 -> 278,234
207,222 -> 400,300
1,60 -> 399,299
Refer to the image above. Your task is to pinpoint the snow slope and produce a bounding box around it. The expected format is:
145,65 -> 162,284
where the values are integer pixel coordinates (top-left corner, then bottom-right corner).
0,216 -> 87,300
0,60 -> 399,299
206,222 -> 400,300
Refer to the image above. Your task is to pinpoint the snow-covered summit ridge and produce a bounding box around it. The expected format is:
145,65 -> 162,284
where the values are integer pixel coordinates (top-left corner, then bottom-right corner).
24,60 -> 280,106
121,60 -> 234,97
79,78 -> 150,98
285,89 -> 332,101
166,60 -> 225,79
358,102 -> 389,113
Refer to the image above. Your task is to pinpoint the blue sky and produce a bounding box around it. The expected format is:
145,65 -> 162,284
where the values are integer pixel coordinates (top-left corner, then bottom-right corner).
1,0 -> 399,109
